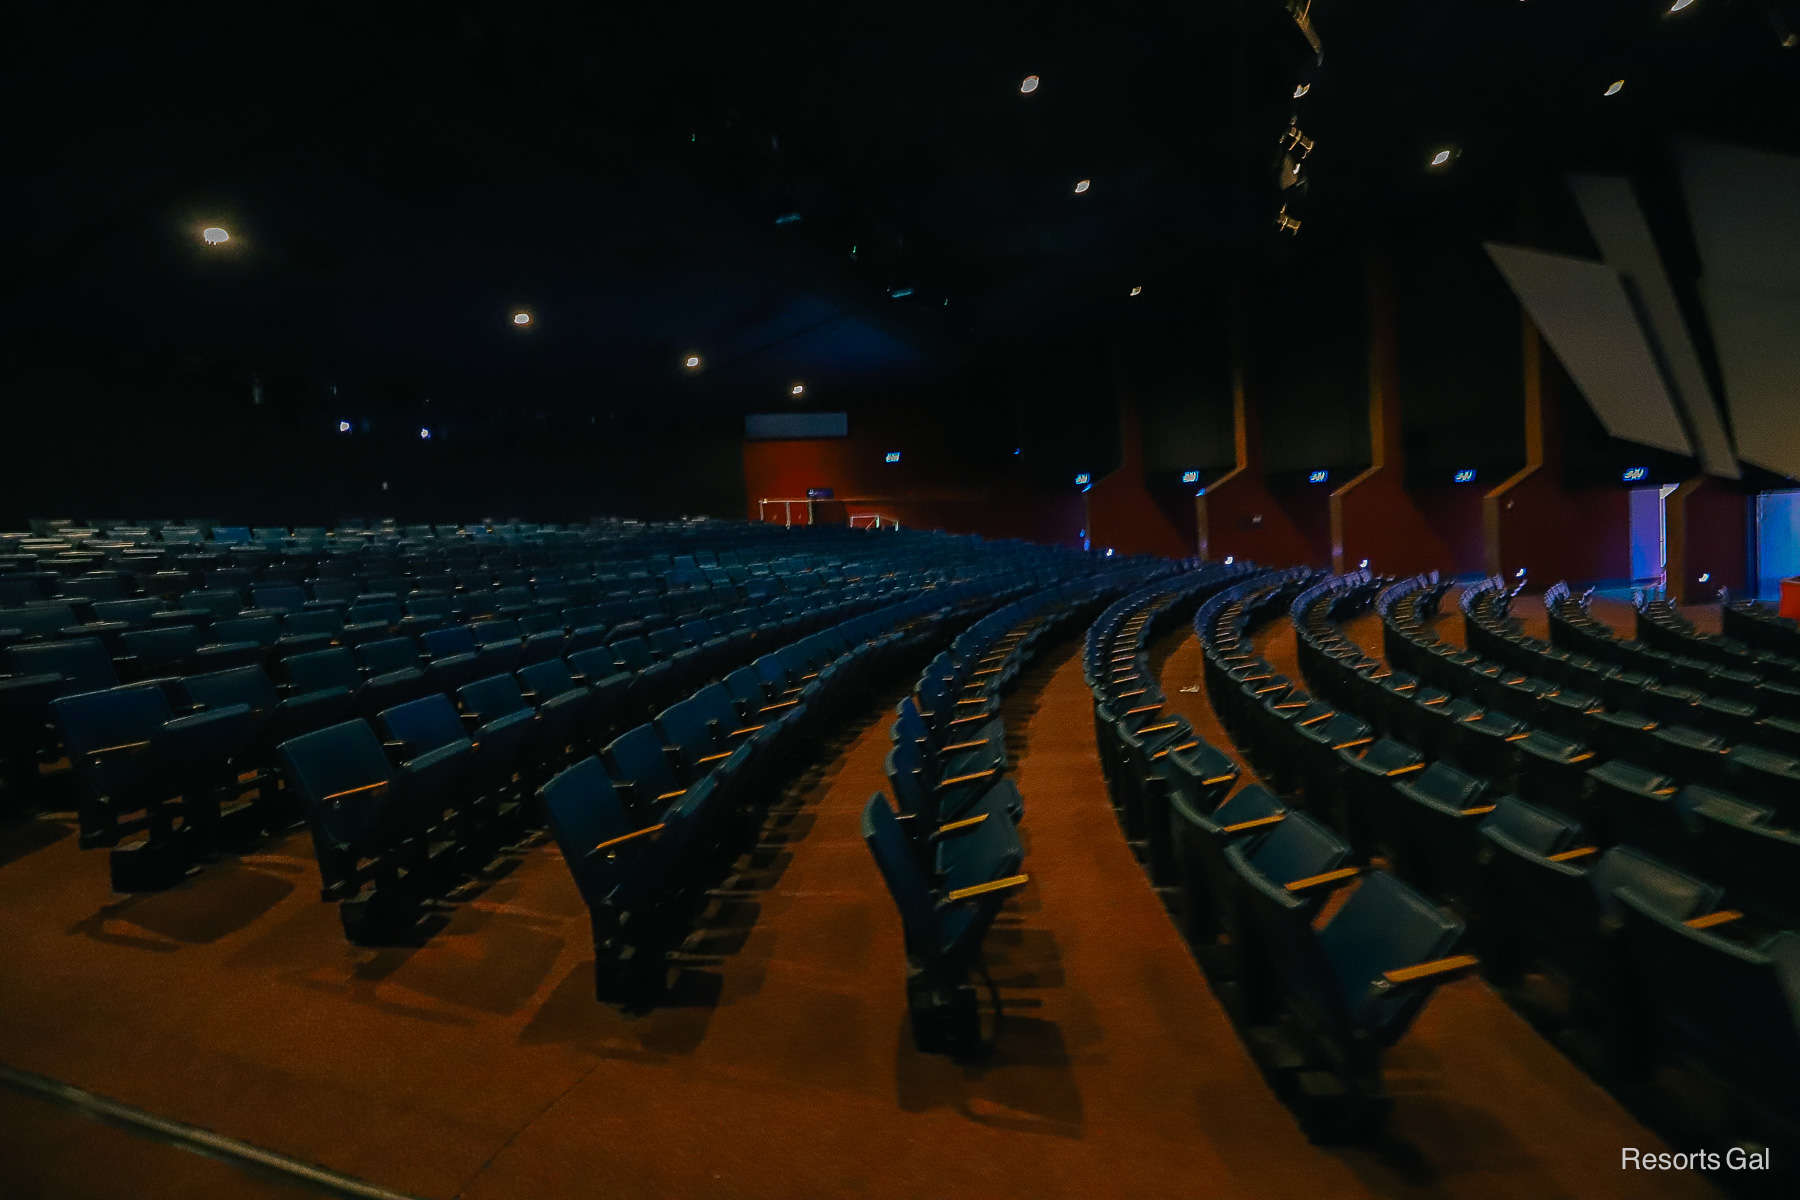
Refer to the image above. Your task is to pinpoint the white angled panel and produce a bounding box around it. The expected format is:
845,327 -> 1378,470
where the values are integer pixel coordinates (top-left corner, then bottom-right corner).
1484,243 -> 1694,456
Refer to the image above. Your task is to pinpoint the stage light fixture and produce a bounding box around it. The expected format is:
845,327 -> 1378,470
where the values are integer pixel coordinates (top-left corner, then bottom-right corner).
1020,75 -> 1040,94
1074,179 -> 1091,194
1604,80 -> 1624,96
1130,286 -> 1142,296
337,420 -> 352,433
512,311 -> 532,326
201,226 -> 229,245
790,383 -> 805,396
419,427 -> 432,440
1429,148 -> 1456,168
684,354 -> 702,369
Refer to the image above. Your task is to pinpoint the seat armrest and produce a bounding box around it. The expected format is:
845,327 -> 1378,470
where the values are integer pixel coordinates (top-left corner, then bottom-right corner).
1685,909 -> 1743,930
1380,954 -> 1480,987
937,767 -> 997,789
1219,813 -> 1284,835
1547,845 -> 1598,863
939,737 -> 990,752
941,873 -> 1030,904
1460,804 -> 1497,816
322,779 -> 389,806
1284,866 -> 1361,894
86,739 -> 154,760
591,821 -> 665,856
931,813 -> 988,840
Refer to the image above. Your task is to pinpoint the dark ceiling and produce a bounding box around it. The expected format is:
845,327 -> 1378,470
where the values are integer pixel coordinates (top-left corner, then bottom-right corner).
10,0 -> 1796,426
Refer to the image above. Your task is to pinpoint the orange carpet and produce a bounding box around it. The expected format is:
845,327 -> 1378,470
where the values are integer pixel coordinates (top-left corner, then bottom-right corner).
0,638 -> 1717,1198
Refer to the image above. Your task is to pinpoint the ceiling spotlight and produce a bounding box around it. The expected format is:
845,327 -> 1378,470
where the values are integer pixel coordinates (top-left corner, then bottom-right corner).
1429,148 -> 1455,168
1293,83 -> 1310,99
419,427 -> 432,440
1129,286 -> 1142,296
512,311 -> 532,326
790,383 -> 805,396
1020,74 -> 1040,94
683,354 -> 702,369
1698,572 -> 1712,583
201,226 -> 229,245
1603,79 -> 1624,97
1073,179 -> 1091,194
336,420 -> 352,434
1669,0 -> 1694,11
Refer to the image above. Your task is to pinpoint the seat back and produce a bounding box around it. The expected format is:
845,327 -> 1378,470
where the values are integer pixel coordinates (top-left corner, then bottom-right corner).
377,693 -> 468,755
179,665 -> 279,714
359,637 -> 419,675
1318,871 -> 1464,1039
286,646 -> 359,693
861,794 -> 938,960
540,756 -> 628,895
602,722 -> 684,808
8,637 -> 117,694
1246,810 -> 1350,884
1587,845 -> 1721,924
276,719 -> 394,847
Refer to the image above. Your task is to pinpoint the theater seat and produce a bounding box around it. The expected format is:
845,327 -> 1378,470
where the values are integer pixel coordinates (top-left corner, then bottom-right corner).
863,792 -> 1027,1056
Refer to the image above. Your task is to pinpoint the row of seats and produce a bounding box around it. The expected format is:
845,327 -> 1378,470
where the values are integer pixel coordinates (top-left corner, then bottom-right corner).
864,570 -> 1151,1055
1078,569 -> 1476,1141
31,569 -> 931,892
538,562 -> 1127,1001
1347,573 -> 1800,1157
1723,597 -> 1800,659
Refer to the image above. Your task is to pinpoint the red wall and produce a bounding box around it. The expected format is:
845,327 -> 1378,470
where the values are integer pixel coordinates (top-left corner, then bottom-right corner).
1668,477 -> 1748,603
1200,472 -> 1330,568
741,430 -> 1083,544
1333,470 -> 1453,577
1085,396 -> 1195,559
1414,484 -> 1489,576
1488,474 -> 1629,586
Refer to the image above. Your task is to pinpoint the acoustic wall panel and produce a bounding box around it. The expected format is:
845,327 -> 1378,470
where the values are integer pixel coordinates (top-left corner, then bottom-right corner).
1484,243 -> 1694,457
1701,282 -> 1800,479
1569,173 -> 1738,478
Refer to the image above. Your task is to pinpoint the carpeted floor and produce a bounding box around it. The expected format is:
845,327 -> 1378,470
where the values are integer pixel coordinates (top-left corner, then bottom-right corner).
0,636 -> 1718,1198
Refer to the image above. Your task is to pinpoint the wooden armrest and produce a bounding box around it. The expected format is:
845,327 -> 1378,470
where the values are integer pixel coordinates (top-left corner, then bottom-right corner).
948,712 -> 991,726
954,697 -> 988,706
1685,909 -> 1743,930
1201,772 -> 1237,786
1116,688 -> 1147,699
1124,703 -> 1162,716
760,698 -> 801,712
934,813 -> 988,835
593,821 -> 665,854
1383,762 -> 1426,777
1381,954 -> 1479,986
655,788 -> 687,802
323,779 -> 389,803
1298,711 -> 1334,727
1153,740 -> 1199,759
939,738 -> 989,752
938,768 -> 997,788
1220,813 -> 1285,834
1284,866 -> 1361,893
1547,845 -> 1598,862
730,724 -> 765,737
972,666 -> 1002,677
696,750 -> 735,764
1333,737 -> 1373,751
87,739 -> 153,759
944,873 -> 1030,903
1140,720 -> 1179,734
1460,804 -> 1497,816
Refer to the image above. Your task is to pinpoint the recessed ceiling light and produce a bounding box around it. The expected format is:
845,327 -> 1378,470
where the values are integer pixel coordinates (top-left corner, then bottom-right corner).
1293,83 -> 1310,98
1603,79 -> 1624,96
684,354 -> 702,369
201,226 -> 229,245
512,311 -> 532,326
1669,0 -> 1694,11
1020,74 -> 1040,94
1429,148 -> 1455,168
1129,286 -> 1142,296
790,383 -> 805,396
1074,179 -> 1091,194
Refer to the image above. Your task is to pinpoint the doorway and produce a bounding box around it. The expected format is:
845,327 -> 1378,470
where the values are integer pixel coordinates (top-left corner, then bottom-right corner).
1627,484 -> 1678,586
